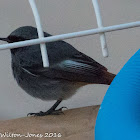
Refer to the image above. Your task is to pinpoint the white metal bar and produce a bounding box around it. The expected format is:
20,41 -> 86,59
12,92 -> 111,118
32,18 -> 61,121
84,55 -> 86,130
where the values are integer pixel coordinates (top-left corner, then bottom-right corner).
29,0 -> 49,67
92,0 -> 108,57
0,21 -> 140,50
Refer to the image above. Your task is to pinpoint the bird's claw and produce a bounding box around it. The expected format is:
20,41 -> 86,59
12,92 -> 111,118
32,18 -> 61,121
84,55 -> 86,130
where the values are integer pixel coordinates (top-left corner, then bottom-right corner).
27,111 -> 45,117
27,106 -> 68,117
58,106 -> 68,111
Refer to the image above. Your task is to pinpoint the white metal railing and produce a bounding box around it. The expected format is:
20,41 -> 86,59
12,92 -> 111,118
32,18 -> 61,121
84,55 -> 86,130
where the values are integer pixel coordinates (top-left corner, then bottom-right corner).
29,0 -> 49,67
0,0 -> 140,67
92,0 -> 108,57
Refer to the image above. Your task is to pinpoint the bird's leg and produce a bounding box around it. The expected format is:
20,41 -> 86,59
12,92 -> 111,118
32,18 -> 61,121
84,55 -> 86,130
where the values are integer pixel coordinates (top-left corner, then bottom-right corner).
27,99 -> 68,116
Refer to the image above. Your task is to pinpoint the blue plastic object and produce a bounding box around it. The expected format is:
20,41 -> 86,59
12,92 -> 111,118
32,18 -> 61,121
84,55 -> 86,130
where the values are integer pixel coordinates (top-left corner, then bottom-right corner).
95,50 -> 140,140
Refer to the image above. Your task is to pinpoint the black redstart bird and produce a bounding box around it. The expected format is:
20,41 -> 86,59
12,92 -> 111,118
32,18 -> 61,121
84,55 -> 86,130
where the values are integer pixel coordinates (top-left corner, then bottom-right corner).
0,26 -> 116,116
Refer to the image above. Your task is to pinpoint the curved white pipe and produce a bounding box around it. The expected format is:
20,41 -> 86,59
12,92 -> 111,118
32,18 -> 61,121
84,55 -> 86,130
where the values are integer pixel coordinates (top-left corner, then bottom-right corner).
29,0 -> 49,67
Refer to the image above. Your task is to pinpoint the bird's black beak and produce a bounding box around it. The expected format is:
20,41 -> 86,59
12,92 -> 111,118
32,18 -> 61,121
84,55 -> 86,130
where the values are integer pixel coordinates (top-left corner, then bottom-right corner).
0,37 -> 11,43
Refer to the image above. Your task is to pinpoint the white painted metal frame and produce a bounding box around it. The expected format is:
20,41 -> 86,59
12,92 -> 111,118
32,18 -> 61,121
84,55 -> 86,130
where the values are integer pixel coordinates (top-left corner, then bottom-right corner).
0,0 -> 140,67
29,0 -> 49,67
92,0 -> 108,57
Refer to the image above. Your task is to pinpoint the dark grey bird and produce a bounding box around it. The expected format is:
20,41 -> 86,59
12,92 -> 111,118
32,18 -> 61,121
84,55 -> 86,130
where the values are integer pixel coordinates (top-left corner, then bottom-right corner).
0,26 -> 116,116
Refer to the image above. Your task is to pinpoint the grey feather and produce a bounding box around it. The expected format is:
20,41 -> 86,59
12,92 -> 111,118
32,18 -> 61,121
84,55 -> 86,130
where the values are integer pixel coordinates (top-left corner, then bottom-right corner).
1,26 -> 115,101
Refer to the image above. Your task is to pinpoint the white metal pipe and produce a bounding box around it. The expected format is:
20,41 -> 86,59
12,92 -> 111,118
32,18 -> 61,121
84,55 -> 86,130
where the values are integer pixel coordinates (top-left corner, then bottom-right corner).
29,0 -> 49,67
0,21 -> 140,50
92,0 -> 108,57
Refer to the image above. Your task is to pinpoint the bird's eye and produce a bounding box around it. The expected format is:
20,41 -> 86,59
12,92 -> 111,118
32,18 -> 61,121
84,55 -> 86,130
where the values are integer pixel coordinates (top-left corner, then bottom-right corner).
8,36 -> 25,42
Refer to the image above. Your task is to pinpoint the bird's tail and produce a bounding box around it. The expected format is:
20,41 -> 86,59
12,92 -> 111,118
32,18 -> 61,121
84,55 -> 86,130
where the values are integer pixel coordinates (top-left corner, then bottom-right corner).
101,71 -> 116,85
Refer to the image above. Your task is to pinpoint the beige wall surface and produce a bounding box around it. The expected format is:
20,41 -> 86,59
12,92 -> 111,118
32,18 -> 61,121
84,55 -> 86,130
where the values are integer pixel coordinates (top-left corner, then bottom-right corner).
0,0 -> 140,120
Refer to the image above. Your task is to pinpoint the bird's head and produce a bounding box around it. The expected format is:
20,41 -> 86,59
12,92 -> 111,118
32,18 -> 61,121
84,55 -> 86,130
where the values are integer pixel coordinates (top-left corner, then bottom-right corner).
0,26 -> 39,43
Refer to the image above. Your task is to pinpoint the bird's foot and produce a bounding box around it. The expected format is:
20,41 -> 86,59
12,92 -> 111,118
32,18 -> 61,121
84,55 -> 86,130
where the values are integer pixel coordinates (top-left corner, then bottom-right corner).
27,107 -> 68,117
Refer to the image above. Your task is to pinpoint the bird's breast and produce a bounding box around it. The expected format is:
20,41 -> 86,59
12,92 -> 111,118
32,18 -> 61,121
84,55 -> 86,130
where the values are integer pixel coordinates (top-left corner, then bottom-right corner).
11,62 -> 80,100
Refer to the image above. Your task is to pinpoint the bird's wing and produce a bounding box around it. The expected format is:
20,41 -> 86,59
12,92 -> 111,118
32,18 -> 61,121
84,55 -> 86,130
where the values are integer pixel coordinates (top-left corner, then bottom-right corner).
72,52 -> 107,70
22,52 -> 108,83
54,52 -> 107,74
